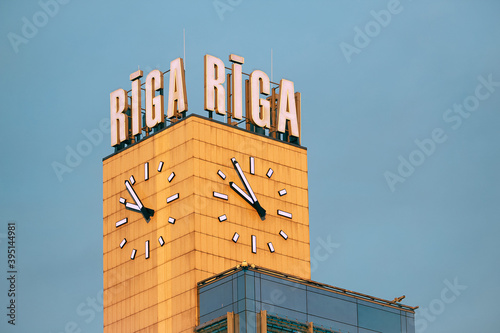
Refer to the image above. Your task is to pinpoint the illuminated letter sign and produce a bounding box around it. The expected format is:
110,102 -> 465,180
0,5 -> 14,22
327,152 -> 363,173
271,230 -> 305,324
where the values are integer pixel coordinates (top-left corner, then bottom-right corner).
110,53 -> 301,148
204,54 -> 226,115
145,69 -> 164,128
277,79 -> 299,137
167,58 -> 188,119
110,89 -> 129,147
249,70 -> 271,129
130,70 -> 143,137
229,54 -> 244,120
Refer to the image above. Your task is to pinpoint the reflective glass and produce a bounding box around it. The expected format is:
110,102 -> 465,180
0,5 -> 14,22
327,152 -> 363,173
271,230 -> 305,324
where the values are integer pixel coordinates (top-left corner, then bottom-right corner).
198,270 -> 414,331
237,274 -> 245,300
261,279 -> 307,313
358,304 -> 401,333
406,315 -> 415,333
307,290 -> 357,325
199,280 -> 233,317
199,304 -> 232,325
246,274 -> 255,299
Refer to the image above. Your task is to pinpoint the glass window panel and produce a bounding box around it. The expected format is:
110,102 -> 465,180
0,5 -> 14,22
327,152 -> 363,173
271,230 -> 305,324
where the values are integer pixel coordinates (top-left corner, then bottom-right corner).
406,315 -> 415,333
232,277 -> 238,303
255,274 -> 261,302
237,274 -> 245,300
246,298 -> 255,313
246,273 -> 255,299
358,304 -> 402,333
199,304 -> 233,325
307,290 -> 357,325
245,310 -> 257,333
237,299 -> 245,312
238,311 -> 246,332
199,280 -> 233,317
261,279 -> 307,313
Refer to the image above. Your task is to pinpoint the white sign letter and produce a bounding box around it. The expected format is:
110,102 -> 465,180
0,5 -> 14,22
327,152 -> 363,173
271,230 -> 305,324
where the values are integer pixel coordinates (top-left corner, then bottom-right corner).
204,54 -> 226,115
229,54 -> 244,120
249,70 -> 271,129
277,79 -> 299,137
167,58 -> 188,119
130,70 -> 143,136
145,69 -> 164,128
110,89 -> 129,147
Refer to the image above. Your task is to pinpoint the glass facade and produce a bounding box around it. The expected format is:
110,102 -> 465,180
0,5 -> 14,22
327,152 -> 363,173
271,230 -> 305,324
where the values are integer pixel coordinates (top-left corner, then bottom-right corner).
198,267 -> 415,333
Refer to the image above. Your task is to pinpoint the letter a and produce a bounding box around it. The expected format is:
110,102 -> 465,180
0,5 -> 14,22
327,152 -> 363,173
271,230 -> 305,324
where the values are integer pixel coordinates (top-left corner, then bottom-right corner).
277,79 -> 299,137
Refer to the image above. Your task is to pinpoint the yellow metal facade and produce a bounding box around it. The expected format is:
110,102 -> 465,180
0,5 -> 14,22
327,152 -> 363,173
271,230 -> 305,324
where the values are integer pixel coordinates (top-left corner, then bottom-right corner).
103,115 -> 310,332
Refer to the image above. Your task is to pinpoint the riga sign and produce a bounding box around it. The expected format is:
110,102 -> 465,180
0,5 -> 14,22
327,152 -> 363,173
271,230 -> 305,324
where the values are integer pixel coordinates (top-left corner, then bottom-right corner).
110,54 -> 300,147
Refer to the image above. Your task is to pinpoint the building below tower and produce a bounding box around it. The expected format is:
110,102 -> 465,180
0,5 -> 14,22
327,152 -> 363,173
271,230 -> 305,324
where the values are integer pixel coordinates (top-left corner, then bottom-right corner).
196,264 -> 416,333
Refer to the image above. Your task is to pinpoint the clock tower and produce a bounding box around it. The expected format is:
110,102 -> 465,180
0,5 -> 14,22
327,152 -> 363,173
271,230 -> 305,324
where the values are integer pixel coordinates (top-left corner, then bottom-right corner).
103,114 -> 310,332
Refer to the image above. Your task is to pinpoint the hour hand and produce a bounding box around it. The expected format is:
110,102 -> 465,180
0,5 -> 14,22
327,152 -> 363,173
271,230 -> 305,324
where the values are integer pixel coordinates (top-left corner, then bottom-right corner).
124,202 -> 155,218
230,182 -> 254,206
124,180 -> 154,222
230,182 -> 266,220
120,199 -> 141,213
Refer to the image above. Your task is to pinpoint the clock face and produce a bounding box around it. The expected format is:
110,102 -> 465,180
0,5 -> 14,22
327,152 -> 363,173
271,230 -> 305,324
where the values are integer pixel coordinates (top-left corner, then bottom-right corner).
114,160 -> 179,260
213,157 -> 292,254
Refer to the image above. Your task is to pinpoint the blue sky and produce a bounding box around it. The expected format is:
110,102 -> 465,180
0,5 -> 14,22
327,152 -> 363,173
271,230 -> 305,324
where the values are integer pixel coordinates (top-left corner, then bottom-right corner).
1,0 -> 499,332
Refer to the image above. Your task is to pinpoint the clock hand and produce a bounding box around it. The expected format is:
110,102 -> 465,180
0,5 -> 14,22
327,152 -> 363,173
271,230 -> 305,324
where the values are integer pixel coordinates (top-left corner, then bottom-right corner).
230,158 -> 266,220
125,202 -> 141,212
229,182 -> 254,206
124,180 -> 154,222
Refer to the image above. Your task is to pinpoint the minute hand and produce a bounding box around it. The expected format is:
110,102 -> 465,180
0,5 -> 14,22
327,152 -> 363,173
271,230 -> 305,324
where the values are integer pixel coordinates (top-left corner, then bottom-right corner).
231,158 -> 266,220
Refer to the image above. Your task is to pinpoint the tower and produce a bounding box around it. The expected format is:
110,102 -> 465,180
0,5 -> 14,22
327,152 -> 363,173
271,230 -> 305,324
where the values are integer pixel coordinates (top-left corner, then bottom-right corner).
103,114 -> 310,332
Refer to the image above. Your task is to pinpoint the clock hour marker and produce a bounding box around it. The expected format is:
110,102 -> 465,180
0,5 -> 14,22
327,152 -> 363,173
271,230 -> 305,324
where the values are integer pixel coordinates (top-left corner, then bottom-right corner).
119,238 -> 127,248
218,214 -> 227,222
158,236 -> 165,246
217,170 -> 226,180
167,193 -> 179,203
145,240 -> 150,259
129,175 -> 136,185
266,168 -> 274,178
232,232 -> 240,243
168,217 -> 176,224
277,210 -> 292,219
213,192 -> 228,200
168,172 -> 175,182
278,189 -> 287,196
144,162 -> 149,181
268,242 -> 275,253
279,230 -> 288,240
251,235 -> 257,253
130,249 -> 137,260
119,197 -> 126,204
115,218 -> 128,228
158,161 -> 164,172
250,157 -> 255,175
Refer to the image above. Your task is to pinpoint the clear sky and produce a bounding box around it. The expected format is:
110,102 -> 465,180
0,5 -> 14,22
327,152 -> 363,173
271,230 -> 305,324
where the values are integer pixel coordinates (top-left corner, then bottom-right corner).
1,0 -> 499,332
